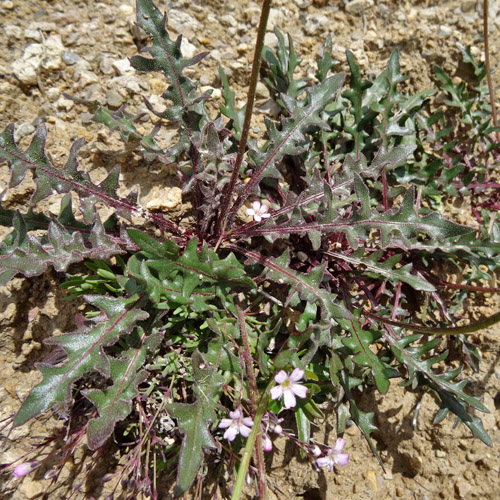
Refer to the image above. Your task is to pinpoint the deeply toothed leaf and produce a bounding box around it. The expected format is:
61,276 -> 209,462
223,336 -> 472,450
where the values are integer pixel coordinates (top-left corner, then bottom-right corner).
166,351 -> 224,497
14,295 -> 149,427
0,210 -> 122,285
85,330 -> 162,449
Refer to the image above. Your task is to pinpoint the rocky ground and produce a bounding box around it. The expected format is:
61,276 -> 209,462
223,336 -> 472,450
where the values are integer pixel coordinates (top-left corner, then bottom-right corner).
0,0 -> 500,499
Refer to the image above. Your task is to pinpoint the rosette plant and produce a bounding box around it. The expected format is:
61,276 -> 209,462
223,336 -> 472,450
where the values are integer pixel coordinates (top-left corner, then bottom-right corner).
1,0 -> 499,498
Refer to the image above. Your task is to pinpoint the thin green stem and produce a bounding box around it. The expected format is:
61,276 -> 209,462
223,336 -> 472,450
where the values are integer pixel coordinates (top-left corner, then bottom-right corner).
237,306 -> 266,499
217,0 -> 272,235
231,379 -> 273,500
483,0 -> 500,143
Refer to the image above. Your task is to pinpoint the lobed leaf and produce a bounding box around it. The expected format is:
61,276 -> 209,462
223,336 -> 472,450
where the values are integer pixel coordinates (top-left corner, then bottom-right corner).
14,295 -> 149,428
0,210 -> 122,285
85,330 -> 163,449
230,72 -> 345,216
166,350 -> 224,497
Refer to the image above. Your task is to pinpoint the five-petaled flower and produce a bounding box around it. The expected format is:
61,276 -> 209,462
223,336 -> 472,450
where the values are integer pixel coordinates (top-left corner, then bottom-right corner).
246,200 -> 271,222
316,438 -> 349,471
270,368 -> 308,409
218,409 -> 254,441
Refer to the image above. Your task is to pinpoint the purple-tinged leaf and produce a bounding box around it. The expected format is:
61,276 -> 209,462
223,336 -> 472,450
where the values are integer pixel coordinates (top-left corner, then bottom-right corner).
166,350 -> 223,497
85,330 -> 162,449
382,328 -> 491,445
229,72 -> 345,219
0,123 -> 183,235
13,295 -> 149,427
241,175 -> 473,249
325,249 -> 435,292
228,245 -> 350,329
0,211 -> 123,285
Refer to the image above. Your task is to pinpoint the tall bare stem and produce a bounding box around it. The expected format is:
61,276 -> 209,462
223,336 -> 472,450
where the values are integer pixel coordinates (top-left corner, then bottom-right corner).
483,0 -> 500,143
217,0 -> 272,235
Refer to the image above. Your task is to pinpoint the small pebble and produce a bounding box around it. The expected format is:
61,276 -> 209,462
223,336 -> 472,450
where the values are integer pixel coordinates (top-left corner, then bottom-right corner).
112,58 -> 135,76
13,123 -> 35,142
346,0 -> 374,15
438,24 -> 453,37
106,89 -> 124,107
62,51 -> 83,65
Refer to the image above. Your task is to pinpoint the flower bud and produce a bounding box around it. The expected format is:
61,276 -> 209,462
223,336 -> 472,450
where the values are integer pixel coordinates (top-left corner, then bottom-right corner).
13,461 -> 39,477
310,445 -> 322,457
262,434 -> 273,452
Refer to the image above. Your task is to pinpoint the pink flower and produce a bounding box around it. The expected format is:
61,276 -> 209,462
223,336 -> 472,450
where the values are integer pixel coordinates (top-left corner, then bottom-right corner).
270,368 -> 307,409
246,201 -> 271,222
262,434 -> 273,452
316,438 -> 349,471
218,409 -> 254,441
12,461 -> 39,477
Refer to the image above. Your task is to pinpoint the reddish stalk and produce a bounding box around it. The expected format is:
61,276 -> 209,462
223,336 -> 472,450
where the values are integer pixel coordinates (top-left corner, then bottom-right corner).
217,0 -> 273,235
483,0 -> 500,143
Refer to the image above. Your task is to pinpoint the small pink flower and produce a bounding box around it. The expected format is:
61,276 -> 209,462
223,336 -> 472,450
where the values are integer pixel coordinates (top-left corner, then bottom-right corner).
218,409 -> 254,441
246,201 -> 271,222
316,438 -> 349,471
13,461 -> 39,477
270,368 -> 308,409
262,434 -> 273,452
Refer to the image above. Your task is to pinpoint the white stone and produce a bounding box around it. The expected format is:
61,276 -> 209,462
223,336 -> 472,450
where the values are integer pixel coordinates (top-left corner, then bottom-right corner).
181,38 -> 197,59
146,187 -> 182,210
168,10 -> 199,34
345,0 -> 374,14
24,29 -> 43,42
304,13 -> 329,35
55,95 -> 74,111
41,35 -> 64,70
112,57 -> 135,76
470,46 -> 481,56
78,69 -> 99,87
294,0 -> 311,9
124,76 -> 141,94
118,4 -> 134,16
220,14 -> 237,27
13,123 -> 35,142
27,21 -> 57,32
461,0 -> 477,12
264,32 -> 279,48
209,49 -> 222,64
258,99 -> 280,118
3,24 -> 22,38
267,9 -> 284,31
46,87 -> 60,101
11,58 -> 39,85
256,82 -> 270,99
438,24 -> 453,37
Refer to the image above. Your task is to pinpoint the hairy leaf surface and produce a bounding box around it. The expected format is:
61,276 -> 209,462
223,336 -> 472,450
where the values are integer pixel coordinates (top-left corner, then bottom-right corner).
14,295 -> 149,427
166,350 -> 224,497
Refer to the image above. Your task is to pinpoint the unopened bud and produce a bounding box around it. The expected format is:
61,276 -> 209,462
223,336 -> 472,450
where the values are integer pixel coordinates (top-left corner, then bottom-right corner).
13,461 -> 38,477
310,445 -> 322,457
43,468 -> 58,480
262,434 -> 273,452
